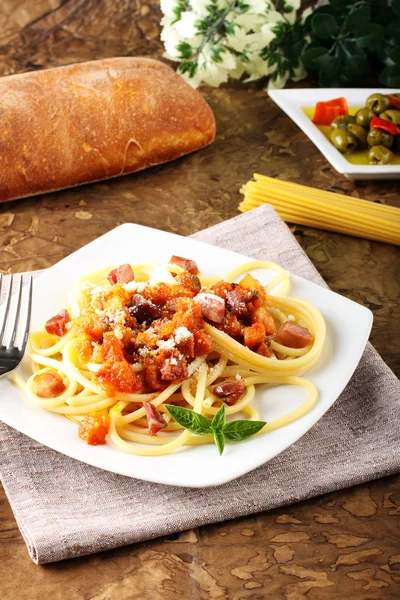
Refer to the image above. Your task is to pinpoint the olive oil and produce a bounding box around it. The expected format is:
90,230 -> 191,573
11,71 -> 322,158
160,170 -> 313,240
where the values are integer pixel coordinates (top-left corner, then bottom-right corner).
302,107 -> 400,165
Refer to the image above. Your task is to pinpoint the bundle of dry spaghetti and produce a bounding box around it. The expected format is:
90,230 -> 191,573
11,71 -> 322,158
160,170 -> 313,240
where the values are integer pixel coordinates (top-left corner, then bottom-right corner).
239,174 -> 400,246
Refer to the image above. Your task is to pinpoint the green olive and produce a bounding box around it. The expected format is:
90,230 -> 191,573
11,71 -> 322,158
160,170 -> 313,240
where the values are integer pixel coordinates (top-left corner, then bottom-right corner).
330,128 -> 358,153
366,93 -> 391,114
331,115 -> 356,130
355,107 -> 374,127
348,123 -> 368,146
367,128 -> 393,149
368,145 -> 394,165
379,109 -> 400,125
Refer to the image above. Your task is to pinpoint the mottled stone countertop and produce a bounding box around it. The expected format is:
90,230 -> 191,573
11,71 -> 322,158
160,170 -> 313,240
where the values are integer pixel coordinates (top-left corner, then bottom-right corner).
0,1 -> 399,599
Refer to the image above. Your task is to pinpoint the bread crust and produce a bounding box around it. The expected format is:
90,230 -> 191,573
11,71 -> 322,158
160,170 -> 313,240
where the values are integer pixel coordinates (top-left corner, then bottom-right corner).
0,57 -> 216,201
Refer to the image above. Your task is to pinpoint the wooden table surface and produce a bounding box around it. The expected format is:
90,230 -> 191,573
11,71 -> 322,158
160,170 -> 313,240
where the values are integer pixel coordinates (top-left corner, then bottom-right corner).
1,2 -> 399,599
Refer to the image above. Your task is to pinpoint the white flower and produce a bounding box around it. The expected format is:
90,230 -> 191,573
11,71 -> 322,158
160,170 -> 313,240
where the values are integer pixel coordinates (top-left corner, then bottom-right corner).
190,0 -> 211,17
292,63 -> 307,81
246,0 -> 269,13
267,71 -> 289,89
160,0 -> 179,18
202,62 -> 230,87
285,0 -> 301,9
175,11 -> 199,38
163,40 -> 184,60
301,7 -> 313,21
226,26 -> 248,53
229,13 -> 265,31
265,9 -> 283,23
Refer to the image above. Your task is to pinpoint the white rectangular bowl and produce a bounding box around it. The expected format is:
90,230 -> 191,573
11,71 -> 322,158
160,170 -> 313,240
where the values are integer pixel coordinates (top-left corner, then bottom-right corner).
269,88 -> 400,180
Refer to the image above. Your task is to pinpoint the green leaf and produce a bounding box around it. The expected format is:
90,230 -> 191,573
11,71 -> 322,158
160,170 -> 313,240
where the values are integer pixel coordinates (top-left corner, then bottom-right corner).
165,405 -> 212,435
211,404 -> 226,432
380,65 -> 400,87
354,23 -> 385,49
344,6 -> 371,34
214,431 -> 225,455
223,420 -> 266,442
311,14 -> 338,39
319,56 -> 342,87
178,61 -> 198,79
301,47 -> 330,70
341,53 -> 370,83
393,0 -> 400,19
176,42 -> 193,60
389,46 -> 400,65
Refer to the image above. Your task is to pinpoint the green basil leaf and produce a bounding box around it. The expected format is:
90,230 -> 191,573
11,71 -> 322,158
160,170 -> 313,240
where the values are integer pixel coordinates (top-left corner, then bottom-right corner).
214,431 -> 225,455
211,404 -> 226,433
165,405 -> 212,435
380,65 -> 400,87
389,46 -> 400,65
393,0 -> 400,19
354,24 -> 385,49
301,47 -> 330,70
223,420 -> 266,442
311,14 -> 338,39
319,56 -> 342,87
344,6 -> 371,34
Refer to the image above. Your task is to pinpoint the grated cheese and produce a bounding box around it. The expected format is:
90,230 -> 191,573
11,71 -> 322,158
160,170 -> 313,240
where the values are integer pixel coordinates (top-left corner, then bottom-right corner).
174,326 -> 192,343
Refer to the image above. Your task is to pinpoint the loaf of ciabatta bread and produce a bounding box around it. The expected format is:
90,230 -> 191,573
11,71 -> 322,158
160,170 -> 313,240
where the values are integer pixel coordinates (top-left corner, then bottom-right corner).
0,57 -> 216,202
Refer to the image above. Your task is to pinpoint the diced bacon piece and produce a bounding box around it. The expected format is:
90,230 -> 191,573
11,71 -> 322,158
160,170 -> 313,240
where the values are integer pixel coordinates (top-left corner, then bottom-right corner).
145,364 -> 168,391
45,309 -> 71,337
252,307 -> 276,335
210,281 -> 234,300
34,372 -> 66,398
195,293 -> 225,324
277,321 -> 313,349
222,312 -> 243,339
160,352 -> 188,381
213,378 -> 245,406
225,288 -> 251,318
243,322 -> 266,349
78,414 -> 110,445
194,330 -> 214,356
143,402 -> 167,436
170,255 -> 199,275
174,328 -> 195,358
107,264 -> 134,285
128,294 -> 161,323
256,342 -> 272,358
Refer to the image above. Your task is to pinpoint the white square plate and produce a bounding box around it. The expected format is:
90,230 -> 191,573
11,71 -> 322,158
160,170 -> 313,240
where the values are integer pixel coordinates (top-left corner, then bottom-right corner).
0,224 -> 372,487
269,88 -> 400,180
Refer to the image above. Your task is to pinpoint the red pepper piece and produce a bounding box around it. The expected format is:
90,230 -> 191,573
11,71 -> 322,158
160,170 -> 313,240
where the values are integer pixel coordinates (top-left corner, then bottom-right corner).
370,116 -> 400,136
386,94 -> 400,110
313,97 -> 348,126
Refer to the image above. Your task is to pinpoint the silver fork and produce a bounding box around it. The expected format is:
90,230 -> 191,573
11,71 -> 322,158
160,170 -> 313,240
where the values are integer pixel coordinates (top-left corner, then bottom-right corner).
0,274 -> 33,377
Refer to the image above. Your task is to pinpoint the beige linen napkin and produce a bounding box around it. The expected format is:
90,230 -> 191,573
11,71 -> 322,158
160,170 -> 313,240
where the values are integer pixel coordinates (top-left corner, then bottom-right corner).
1,205 -> 399,564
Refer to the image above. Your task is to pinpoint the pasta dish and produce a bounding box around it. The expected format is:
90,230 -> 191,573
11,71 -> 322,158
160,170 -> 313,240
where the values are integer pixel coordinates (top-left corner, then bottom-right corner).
14,256 -> 326,456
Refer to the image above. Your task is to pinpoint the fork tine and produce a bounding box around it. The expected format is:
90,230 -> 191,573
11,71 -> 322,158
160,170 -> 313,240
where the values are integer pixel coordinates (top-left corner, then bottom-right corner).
0,274 -> 13,346
7,275 -> 23,348
19,276 -> 33,353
